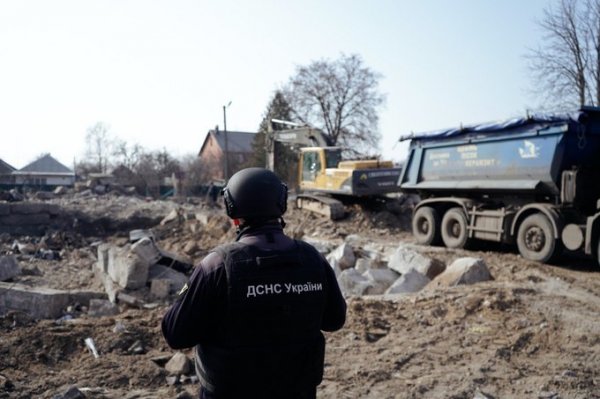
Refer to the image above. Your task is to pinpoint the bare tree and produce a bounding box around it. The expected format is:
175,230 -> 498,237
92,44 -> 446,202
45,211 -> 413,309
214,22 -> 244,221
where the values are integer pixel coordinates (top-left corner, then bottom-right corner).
282,54 -> 385,156
528,0 -> 600,107
85,122 -> 113,173
113,139 -> 143,170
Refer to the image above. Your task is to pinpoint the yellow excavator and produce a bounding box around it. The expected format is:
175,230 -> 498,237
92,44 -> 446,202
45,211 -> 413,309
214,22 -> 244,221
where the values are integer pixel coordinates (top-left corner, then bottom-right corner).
267,121 -> 402,219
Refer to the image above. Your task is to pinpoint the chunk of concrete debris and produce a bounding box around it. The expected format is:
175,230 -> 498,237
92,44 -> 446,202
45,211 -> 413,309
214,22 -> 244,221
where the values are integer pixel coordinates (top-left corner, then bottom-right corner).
0,282 -> 70,319
161,208 -> 183,225
131,237 -> 162,264
88,299 -> 120,317
165,352 -> 191,375
107,245 -> 150,289
337,269 -> 372,296
387,245 -> 445,279
183,240 -> 198,255
148,264 -> 187,294
53,186 -> 68,195
151,279 -> 171,299
129,229 -> 155,243
301,237 -> 335,255
326,242 -> 356,271
429,257 -> 493,288
56,385 -> 86,399
12,241 -> 36,255
0,255 -> 21,281
362,268 -> 400,295
385,268 -> 431,295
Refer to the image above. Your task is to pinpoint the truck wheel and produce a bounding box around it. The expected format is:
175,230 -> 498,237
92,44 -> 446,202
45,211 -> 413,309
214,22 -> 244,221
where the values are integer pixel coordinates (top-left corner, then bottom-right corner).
517,214 -> 560,263
412,206 -> 441,246
441,207 -> 470,249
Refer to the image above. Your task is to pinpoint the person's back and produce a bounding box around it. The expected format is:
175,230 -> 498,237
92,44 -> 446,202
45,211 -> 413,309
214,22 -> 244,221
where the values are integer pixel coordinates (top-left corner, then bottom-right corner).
162,168 -> 346,398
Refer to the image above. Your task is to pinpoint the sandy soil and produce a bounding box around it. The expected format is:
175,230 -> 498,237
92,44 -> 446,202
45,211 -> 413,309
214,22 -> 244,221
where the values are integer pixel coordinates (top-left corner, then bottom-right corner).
0,195 -> 598,399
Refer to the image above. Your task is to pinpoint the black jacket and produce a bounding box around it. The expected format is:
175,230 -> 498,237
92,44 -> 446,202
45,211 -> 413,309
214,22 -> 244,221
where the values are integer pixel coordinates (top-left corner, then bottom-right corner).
162,222 -> 346,397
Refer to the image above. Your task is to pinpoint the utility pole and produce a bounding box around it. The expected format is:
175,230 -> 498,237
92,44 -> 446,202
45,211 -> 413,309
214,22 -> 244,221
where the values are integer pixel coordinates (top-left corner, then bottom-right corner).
223,101 -> 232,180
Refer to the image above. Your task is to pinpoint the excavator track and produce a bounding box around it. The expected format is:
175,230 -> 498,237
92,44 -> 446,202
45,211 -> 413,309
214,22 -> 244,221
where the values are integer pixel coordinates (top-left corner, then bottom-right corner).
296,194 -> 346,220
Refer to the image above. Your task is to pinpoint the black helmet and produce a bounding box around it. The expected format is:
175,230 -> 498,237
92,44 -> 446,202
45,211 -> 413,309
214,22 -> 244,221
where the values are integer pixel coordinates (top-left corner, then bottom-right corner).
222,168 -> 288,220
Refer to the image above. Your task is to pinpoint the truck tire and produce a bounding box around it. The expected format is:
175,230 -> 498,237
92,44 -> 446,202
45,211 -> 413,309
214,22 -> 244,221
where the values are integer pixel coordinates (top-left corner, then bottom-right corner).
441,207 -> 470,249
517,214 -> 561,263
412,206 -> 441,246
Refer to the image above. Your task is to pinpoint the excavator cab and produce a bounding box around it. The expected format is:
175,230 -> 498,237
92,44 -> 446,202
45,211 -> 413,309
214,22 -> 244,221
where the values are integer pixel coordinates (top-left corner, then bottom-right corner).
299,147 -> 347,191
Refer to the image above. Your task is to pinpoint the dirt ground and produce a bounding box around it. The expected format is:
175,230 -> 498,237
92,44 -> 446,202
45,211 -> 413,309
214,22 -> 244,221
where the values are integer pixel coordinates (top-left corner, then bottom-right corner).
0,194 -> 599,399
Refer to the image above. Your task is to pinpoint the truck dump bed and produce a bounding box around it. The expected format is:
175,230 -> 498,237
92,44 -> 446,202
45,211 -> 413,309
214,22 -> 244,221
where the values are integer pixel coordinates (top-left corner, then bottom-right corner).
399,107 -> 600,197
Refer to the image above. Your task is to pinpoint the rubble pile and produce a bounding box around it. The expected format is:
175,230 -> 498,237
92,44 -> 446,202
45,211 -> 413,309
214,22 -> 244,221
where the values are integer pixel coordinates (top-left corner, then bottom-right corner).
0,191 -> 598,398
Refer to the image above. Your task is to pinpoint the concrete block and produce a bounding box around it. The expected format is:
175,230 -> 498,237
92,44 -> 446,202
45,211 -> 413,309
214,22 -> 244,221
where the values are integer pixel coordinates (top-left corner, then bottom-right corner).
108,245 -> 150,289
157,249 -> 193,274
386,269 -> 430,295
148,264 -> 188,293
88,299 -> 119,317
0,203 -> 9,216
151,279 -> 171,299
326,242 -> 356,271
387,245 -> 445,279
129,229 -> 155,243
0,282 -> 70,319
429,257 -> 493,288
96,243 -> 111,273
194,211 -> 213,225
0,255 -> 21,281
362,268 -> 400,295
165,352 -> 191,375
132,237 -> 161,264
337,268 -> 372,296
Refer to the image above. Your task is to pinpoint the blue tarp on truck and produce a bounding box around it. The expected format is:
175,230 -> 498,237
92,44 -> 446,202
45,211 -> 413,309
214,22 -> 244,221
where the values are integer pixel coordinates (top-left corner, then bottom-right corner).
398,107 -> 600,197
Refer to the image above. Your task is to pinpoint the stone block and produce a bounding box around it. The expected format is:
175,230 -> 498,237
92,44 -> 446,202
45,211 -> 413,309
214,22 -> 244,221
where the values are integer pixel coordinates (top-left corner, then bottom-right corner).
385,268 -> 430,295
0,282 -> 70,319
337,268 -> 372,296
129,229 -> 155,243
387,245 -> 445,279
0,255 -> 21,281
165,352 -> 191,375
362,268 -> 400,295
429,257 -> 493,289
88,299 -> 120,317
96,243 -> 111,273
148,264 -> 188,293
108,245 -> 150,289
326,242 -> 356,271
132,237 -> 161,265
151,279 -> 171,299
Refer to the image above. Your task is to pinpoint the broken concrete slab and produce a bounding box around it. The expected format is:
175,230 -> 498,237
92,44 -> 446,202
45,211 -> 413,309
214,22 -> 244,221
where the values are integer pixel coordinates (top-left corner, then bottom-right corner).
362,268 -> 400,295
387,245 -> 445,279
429,257 -> 494,288
385,268 -> 431,295
107,245 -> 150,289
0,282 -> 70,319
156,249 -> 193,274
302,237 -> 336,255
148,264 -> 187,294
165,352 -> 191,375
337,268 -> 372,296
326,242 -> 356,271
0,255 -> 21,281
131,237 -> 162,265
129,229 -> 155,243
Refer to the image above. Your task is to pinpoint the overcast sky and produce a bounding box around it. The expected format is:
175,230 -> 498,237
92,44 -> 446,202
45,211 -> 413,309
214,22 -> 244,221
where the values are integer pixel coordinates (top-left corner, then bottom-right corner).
0,0 -> 552,169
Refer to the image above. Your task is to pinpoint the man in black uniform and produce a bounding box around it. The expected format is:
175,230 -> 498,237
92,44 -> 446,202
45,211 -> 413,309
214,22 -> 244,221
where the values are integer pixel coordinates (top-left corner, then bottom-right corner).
162,167 -> 346,399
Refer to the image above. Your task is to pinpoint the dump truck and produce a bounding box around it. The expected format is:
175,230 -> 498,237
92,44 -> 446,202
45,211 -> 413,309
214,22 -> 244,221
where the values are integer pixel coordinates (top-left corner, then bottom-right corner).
398,106 -> 600,266
268,122 -> 402,219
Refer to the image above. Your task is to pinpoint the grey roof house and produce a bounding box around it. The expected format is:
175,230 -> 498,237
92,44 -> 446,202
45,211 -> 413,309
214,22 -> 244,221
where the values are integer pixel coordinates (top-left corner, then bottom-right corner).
12,154 -> 75,187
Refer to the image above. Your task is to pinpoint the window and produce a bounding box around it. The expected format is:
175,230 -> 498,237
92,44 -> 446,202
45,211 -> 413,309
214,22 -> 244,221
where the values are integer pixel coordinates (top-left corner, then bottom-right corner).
302,151 -> 321,181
